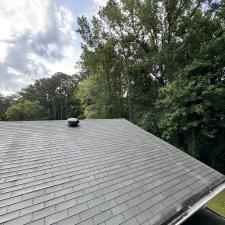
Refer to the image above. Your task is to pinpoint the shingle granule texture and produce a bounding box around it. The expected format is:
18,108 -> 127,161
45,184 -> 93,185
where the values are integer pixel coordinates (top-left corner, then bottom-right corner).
0,119 -> 224,225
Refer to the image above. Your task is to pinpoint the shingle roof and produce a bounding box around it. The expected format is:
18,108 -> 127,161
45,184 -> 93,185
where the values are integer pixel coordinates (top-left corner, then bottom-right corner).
0,119 -> 224,225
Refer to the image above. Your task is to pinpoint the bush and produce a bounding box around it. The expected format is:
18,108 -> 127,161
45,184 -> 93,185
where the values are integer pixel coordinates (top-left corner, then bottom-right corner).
6,100 -> 46,121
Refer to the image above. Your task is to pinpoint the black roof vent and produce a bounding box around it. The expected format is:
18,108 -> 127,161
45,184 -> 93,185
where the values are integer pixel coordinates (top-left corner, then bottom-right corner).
67,118 -> 79,127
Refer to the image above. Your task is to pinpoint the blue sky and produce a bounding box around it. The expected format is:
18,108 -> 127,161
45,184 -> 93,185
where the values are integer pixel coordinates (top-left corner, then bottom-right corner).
0,0 -> 107,95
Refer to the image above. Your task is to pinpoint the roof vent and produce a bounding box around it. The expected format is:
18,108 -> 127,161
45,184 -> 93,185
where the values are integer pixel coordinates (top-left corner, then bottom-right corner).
67,118 -> 79,127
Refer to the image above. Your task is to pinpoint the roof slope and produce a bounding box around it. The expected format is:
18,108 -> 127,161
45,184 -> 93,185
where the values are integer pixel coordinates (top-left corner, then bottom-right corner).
0,119 -> 224,225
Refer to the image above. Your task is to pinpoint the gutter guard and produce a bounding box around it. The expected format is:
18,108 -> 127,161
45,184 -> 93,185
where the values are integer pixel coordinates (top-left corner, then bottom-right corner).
169,181 -> 225,225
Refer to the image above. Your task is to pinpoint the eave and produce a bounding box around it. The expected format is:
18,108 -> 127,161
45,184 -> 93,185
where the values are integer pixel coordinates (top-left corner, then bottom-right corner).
169,181 -> 225,225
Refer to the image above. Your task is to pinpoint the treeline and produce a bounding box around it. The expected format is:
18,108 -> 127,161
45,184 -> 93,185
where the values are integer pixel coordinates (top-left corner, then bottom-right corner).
75,0 -> 225,173
0,72 -> 83,121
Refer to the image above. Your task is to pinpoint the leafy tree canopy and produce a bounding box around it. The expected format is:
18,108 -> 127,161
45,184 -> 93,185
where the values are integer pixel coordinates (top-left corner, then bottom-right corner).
0,94 -> 16,120
19,72 -> 82,120
75,0 -> 225,173
6,100 -> 46,121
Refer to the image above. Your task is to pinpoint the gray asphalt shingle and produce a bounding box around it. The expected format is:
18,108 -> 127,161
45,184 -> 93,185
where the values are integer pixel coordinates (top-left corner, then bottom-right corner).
0,119 -> 224,225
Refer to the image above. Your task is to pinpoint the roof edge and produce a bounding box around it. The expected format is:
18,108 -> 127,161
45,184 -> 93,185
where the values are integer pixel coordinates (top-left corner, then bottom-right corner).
168,181 -> 225,225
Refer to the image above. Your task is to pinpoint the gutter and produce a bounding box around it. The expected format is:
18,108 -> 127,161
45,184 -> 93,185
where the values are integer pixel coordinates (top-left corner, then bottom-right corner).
169,181 -> 225,225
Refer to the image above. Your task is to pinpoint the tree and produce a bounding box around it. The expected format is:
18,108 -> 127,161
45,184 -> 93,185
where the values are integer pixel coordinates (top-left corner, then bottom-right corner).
0,94 -> 7,120
76,16 -> 125,119
0,94 -> 16,120
76,0 -> 210,122
6,100 -> 46,121
20,72 -> 82,120
76,0 -> 225,173
76,75 -> 105,118
157,7 -> 225,172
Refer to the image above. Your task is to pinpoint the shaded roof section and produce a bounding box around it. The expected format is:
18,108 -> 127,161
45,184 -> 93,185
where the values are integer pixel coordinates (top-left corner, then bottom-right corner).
0,119 -> 224,225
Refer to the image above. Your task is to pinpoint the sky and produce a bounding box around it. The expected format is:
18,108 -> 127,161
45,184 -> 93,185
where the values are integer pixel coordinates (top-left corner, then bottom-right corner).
0,0 -> 107,95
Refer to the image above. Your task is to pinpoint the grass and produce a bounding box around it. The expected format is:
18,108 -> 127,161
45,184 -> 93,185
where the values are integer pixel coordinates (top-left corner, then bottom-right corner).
207,189 -> 225,217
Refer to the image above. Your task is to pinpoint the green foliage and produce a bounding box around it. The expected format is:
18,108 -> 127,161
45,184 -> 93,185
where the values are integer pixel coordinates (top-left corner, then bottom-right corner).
76,0 -> 225,173
20,72 -> 82,120
0,94 -> 16,120
1,73 -> 82,121
76,75 -> 106,118
158,76 -> 225,164
156,8 -> 225,171
6,100 -> 46,121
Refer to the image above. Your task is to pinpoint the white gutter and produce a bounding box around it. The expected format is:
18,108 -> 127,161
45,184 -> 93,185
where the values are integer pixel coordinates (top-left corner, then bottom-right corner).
169,181 -> 225,225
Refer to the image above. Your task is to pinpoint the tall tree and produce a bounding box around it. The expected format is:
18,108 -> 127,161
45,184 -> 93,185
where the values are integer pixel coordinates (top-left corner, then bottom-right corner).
76,0 -> 225,173
0,94 -> 16,120
20,72 -> 82,120
76,16 -> 125,118
76,0 -> 210,122
158,6 -> 225,172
